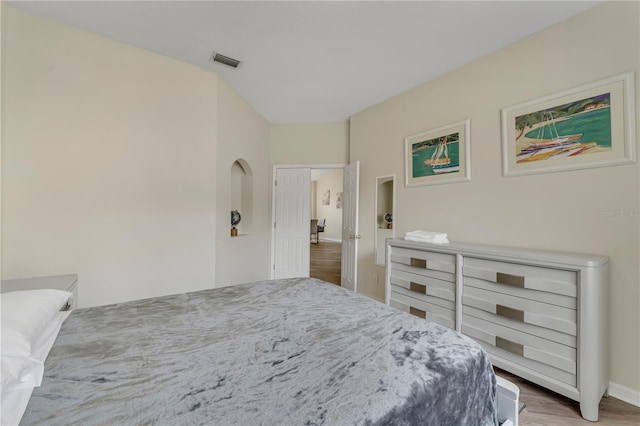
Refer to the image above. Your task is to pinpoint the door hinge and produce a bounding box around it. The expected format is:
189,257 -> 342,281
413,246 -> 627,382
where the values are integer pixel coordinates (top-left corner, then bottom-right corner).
274,222 -> 276,228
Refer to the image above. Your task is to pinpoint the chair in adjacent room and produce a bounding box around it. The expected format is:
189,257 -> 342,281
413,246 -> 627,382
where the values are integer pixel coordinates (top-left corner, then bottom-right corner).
317,219 -> 326,241
310,219 -> 319,244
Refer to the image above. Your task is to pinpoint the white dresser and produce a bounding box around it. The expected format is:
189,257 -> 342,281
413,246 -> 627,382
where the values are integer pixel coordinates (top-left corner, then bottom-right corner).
1,274 -> 78,310
385,239 -> 608,421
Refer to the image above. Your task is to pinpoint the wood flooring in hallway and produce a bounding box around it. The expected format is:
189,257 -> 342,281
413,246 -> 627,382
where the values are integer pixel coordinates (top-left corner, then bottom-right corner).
310,240 -> 341,285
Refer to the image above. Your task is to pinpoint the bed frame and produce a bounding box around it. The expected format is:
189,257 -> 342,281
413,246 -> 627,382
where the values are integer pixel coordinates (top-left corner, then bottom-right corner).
497,376 -> 520,426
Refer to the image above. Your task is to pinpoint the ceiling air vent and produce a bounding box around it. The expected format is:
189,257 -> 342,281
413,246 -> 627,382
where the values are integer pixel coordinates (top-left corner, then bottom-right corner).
210,52 -> 241,69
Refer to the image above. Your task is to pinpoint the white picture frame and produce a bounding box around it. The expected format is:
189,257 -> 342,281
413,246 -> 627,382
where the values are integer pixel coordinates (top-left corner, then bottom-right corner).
501,71 -> 636,177
404,119 -> 471,187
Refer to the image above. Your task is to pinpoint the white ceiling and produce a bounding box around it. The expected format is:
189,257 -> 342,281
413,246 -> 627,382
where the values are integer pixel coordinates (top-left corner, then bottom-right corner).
10,1 -> 599,124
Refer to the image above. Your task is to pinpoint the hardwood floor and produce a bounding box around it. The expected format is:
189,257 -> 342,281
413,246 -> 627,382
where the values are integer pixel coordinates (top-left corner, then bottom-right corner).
309,243 -> 640,424
496,368 -> 640,425
310,240 -> 341,285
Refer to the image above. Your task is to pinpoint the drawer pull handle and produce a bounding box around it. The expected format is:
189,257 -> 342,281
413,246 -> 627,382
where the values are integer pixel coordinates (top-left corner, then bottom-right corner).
410,258 -> 427,268
409,282 -> 427,294
409,306 -> 426,319
496,305 -> 524,322
496,336 -> 524,356
496,272 -> 525,288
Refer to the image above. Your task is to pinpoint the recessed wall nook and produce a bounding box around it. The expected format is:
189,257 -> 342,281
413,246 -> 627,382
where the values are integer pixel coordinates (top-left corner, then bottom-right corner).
375,175 -> 395,266
231,158 -> 253,236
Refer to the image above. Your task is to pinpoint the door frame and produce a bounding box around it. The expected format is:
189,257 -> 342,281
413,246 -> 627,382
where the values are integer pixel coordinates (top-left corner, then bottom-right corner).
271,163 -> 346,279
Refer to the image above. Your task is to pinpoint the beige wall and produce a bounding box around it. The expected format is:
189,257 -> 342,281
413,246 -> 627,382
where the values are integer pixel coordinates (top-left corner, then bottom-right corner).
270,121 -> 349,165
314,169 -> 343,242
215,79 -> 271,286
1,7 -> 271,306
351,1 -> 639,394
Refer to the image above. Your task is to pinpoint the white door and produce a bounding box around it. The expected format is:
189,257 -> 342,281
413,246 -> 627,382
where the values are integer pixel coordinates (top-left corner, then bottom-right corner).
273,168 -> 311,279
341,161 -> 360,291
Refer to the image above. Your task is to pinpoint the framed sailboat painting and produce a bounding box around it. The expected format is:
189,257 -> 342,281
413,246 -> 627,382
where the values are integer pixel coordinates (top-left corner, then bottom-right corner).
501,71 -> 636,177
404,119 -> 471,187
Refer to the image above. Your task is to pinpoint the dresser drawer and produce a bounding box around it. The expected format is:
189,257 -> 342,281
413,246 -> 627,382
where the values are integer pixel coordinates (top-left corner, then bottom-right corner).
462,257 -> 577,306
462,305 -> 576,347
390,247 -> 456,282
462,314 -> 576,386
390,291 -> 455,330
392,284 -> 454,311
389,268 -> 455,303
463,286 -> 576,336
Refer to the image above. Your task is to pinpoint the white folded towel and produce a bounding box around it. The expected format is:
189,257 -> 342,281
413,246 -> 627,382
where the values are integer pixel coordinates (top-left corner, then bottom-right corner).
404,230 -> 449,244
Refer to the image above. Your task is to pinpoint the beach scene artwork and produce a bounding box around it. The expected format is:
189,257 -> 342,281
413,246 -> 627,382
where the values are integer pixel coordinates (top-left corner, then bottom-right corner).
502,71 -> 633,177
411,131 -> 460,178
405,119 -> 470,187
514,93 -> 611,163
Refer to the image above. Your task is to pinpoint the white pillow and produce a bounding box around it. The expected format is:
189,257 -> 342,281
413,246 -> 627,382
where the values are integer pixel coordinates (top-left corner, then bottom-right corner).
1,289 -> 71,394
1,310 -> 71,425
1,289 -> 71,358
0,355 -> 44,391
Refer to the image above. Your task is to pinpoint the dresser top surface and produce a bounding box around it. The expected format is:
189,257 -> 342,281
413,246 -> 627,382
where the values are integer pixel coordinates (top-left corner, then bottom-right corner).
387,239 -> 608,267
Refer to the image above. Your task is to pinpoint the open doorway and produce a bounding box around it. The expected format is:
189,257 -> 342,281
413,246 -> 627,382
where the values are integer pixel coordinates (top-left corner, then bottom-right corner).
310,169 -> 343,285
271,162 -> 358,291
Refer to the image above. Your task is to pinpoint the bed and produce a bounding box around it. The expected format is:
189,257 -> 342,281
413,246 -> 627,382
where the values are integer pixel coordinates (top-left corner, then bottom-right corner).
4,278 -> 507,425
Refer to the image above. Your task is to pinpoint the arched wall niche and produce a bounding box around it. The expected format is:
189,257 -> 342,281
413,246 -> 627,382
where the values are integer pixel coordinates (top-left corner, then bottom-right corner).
375,175 -> 395,265
230,158 -> 253,236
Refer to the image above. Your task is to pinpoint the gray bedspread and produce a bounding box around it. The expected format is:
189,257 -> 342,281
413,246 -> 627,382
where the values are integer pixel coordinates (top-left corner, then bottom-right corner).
21,278 -> 497,425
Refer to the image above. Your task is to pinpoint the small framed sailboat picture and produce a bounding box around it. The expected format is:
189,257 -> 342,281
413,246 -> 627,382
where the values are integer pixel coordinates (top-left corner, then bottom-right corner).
501,71 -> 636,177
404,119 -> 471,187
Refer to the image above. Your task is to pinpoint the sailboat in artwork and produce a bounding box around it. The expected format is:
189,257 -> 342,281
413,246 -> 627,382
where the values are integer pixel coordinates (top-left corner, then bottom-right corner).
517,110 -> 590,163
424,135 -> 459,174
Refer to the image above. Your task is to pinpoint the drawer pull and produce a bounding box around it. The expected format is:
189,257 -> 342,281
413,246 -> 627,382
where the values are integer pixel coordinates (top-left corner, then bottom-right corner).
496,272 -> 525,288
496,336 -> 524,356
409,306 -> 426,319
410,258 -> 427,268
496,305 -> 524,322
409,282 -> 427,294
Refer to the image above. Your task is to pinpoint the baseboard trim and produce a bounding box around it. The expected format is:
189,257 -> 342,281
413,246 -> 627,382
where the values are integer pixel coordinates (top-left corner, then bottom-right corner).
608,381 -> 640,407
